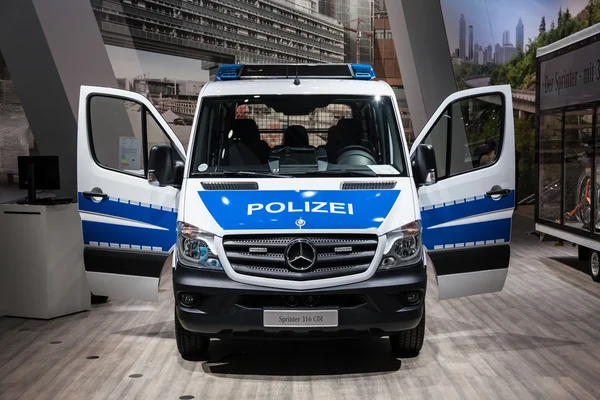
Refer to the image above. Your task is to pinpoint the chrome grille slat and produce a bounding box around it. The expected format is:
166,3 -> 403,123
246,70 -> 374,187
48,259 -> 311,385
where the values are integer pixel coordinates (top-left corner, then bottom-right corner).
223,237 -> 377,246
223,234 -> 378,280
231,263 -> 370,281
227,252 -> 285,263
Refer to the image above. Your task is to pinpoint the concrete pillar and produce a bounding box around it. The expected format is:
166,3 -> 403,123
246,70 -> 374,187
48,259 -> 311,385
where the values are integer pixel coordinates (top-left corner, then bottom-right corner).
385,0 -> 457,136
0,0 -> 117,199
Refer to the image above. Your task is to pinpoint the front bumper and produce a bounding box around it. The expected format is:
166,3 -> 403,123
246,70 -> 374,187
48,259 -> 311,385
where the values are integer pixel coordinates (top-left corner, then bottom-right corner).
173,262 -> 427,338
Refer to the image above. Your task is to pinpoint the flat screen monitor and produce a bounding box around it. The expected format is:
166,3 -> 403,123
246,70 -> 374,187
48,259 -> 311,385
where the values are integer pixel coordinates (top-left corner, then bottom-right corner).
18,156 -> 60,191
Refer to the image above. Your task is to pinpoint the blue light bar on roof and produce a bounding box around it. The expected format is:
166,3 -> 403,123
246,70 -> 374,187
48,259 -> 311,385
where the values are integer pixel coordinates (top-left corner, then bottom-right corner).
350,64 -> 376,80
214,63 -> 376,80
216,64 -> 243,80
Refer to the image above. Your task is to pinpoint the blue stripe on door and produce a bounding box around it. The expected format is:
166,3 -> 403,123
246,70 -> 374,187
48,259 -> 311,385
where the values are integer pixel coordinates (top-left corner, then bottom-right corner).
82,221 -> 177,251
421,191 -> 514,249
78,193 -> 176,228
78,193 -> 178,251
420,191 -> 515,229
422,218 -> 512,250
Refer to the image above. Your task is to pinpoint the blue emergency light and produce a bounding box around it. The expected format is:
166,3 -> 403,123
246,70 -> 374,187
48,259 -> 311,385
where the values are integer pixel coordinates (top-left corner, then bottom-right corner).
350,64 -> 376,80
215,63 -> 243,80
215,63 -> 376,81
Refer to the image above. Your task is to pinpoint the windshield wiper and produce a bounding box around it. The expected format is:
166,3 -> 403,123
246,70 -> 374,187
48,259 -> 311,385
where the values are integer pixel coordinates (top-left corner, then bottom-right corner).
301,169 -> 377,177
191,171 -> 293,178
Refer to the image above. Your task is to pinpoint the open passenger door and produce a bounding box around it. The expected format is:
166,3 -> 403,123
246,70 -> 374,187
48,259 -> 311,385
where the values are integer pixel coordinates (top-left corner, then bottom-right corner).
410,85 -> 515,300
77,86 -> 187,302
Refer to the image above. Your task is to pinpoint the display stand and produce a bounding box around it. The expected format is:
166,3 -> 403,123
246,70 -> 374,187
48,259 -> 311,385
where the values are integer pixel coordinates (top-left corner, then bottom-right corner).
0,203 -> 90,319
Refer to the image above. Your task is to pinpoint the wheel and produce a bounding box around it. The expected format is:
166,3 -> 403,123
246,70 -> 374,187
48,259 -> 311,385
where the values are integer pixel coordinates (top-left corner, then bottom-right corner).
175,307 -> 210,360
590,251 -> 600,282
389,308 -> 425,357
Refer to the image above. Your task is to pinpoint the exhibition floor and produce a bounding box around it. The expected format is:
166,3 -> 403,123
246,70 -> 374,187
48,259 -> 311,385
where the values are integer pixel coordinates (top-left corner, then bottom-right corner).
1,210 -> 599,400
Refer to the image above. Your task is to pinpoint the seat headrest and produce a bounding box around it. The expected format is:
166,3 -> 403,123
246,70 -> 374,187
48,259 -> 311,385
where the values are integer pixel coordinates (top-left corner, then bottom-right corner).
336,118 -> 363,140
485,138 -> 497,152
326,125 -> 348,149
231,118 -> 260,141
283,125 -> 309,147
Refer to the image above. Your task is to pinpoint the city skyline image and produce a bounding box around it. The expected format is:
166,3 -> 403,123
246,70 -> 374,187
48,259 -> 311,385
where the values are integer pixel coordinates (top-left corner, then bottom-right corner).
441,0 -> 588,60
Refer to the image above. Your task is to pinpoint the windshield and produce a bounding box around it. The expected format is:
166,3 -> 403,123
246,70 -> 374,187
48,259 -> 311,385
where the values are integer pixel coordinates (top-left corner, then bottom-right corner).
189,94 -> 407,177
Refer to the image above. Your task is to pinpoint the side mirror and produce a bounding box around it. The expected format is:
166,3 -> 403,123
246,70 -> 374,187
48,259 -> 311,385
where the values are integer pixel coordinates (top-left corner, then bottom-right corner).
412,144 -> 437,187
173,161 -> 185,188
148,145 -> 177,187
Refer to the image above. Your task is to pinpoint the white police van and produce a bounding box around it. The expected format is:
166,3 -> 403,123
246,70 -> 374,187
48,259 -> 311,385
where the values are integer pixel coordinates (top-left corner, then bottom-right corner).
77,64 -> 515,359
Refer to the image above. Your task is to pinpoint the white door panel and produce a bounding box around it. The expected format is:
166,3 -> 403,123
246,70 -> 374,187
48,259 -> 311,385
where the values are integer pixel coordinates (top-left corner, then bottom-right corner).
77,85 -> 185,301
412,85 -> 515,299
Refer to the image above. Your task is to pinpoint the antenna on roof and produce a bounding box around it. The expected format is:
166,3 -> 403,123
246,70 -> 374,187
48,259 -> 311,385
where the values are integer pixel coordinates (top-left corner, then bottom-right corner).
294,49 -> 301,86
293,65 -> 301,86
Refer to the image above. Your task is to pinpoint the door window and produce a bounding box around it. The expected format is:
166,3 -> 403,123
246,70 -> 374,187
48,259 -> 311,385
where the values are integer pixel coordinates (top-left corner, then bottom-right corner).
89,95 -> 177,178
146,112 -> 175,162
423,111 -> 449,178
538,113 -> 563,223
422,94 -> 504,180
563,109 -> 593,231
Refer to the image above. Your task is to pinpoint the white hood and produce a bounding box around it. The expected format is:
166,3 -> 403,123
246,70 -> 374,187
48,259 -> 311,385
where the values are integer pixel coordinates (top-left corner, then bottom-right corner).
179,177 -> 417,236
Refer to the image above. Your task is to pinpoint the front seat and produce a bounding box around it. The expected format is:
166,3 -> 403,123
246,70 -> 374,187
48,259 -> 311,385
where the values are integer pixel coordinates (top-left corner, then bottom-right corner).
326,125 -> 356,163
336,118 -> 375,154
283,125 -> 310,147
228,119 -> 270,164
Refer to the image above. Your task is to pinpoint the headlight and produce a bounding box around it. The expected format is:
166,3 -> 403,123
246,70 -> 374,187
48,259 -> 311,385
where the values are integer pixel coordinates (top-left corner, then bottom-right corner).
379,220 -> 422,269
176,222 -> 223,270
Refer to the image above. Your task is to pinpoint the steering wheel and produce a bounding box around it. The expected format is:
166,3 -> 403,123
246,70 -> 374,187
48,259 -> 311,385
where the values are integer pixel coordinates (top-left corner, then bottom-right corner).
272,146 -> 291,155
335,147 -> 377,166
332,145 -> 375,162
281,157 -> 300,165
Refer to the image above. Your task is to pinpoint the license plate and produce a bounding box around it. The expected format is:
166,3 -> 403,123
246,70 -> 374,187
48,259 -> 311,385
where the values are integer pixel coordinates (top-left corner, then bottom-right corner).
263,309 -> 339,328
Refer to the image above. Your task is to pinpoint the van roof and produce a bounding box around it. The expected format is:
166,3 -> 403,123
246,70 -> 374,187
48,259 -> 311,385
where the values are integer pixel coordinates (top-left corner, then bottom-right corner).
201,78 -> 395,97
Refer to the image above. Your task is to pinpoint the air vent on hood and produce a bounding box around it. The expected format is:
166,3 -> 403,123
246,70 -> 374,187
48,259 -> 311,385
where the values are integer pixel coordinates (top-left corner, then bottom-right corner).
341,181 -> 397,190
201,181 -> 259,190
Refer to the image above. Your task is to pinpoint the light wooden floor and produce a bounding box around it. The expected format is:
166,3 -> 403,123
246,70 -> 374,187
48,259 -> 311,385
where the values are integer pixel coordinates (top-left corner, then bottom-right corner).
1,210 -> 599,400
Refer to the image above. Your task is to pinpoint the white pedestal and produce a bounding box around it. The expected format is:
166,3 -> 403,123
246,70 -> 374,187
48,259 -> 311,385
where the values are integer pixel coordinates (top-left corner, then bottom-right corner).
0,203 -> 91,319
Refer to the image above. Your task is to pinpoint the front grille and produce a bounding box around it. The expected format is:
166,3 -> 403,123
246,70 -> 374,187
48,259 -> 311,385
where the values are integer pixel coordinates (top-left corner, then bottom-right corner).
222,234 -> 379,280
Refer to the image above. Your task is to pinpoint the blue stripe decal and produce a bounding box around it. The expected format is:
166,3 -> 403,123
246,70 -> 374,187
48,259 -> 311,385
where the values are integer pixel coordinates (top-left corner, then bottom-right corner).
78,193 -> 177,226
78,193 -> 177,251
422,218 -> 511,249
81,221 -> 176,251
198,189 -> 401,230
421,191 -> 515,228
421,191 -> 515,248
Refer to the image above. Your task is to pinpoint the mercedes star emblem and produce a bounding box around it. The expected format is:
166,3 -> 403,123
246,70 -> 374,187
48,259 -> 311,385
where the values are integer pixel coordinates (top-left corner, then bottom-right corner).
284,238 -> 317,272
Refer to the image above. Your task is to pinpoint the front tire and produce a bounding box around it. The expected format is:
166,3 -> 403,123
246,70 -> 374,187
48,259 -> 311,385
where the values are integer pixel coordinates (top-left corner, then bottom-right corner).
389,308 -> 425,357
175,307 -> 210,360
590,251 -> 600,282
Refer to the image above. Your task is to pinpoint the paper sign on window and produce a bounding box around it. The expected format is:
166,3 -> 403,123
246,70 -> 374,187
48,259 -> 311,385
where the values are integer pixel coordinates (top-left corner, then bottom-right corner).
119,137 -> 142,172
